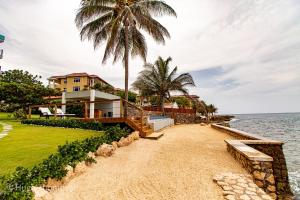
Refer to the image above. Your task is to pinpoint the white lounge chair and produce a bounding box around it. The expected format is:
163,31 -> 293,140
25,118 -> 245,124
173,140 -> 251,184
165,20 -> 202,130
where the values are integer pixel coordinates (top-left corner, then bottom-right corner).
38,107 -> 54,119
38,107 -> 75,119
56,108 -> 75,117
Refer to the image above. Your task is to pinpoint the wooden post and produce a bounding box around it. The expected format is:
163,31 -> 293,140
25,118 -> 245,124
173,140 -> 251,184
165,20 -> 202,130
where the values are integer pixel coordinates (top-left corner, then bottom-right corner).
140,110 -> 143,133
28,106 -> 32,119
54,104 -> 57,119
84,102 -> 88,119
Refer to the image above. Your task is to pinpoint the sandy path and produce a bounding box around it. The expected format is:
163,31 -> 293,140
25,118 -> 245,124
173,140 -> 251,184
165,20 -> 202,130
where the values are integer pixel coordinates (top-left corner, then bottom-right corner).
51,124 -> 246,200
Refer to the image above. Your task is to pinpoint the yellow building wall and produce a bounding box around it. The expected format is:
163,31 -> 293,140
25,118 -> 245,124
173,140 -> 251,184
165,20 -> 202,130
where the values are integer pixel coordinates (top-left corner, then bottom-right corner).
54,76 -> 89,92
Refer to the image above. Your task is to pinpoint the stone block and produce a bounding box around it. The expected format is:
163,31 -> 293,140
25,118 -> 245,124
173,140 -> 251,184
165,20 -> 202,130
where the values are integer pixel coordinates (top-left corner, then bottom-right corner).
95,143 -> 115,157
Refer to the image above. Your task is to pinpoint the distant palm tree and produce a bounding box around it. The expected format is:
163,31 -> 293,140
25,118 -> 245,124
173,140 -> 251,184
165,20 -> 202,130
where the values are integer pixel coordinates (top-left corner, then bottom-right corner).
207,104 -> 218,116
132,56 -> 195,113
75,0 -> 176,117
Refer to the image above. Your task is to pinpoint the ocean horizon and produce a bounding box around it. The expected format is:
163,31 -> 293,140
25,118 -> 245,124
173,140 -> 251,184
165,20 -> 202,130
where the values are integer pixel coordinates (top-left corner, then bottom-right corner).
229,112 -> 300,196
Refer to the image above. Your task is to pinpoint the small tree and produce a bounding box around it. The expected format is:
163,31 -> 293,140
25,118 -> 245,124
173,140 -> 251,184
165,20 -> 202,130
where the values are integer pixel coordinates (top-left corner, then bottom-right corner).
0,69 -> 59,112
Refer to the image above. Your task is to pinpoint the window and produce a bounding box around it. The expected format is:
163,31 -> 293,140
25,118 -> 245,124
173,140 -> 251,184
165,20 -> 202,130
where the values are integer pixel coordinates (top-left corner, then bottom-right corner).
63,88 -> 67,92
64,79 -> 67,84
74,77 -> 80,83
73,86 -> 80,91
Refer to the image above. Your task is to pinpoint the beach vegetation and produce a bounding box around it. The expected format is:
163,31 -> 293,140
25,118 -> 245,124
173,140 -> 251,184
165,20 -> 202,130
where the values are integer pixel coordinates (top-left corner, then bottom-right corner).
132,56 -> 195,113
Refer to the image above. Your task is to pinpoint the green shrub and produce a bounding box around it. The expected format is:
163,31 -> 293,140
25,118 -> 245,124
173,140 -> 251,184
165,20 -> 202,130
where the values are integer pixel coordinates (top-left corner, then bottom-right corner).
0,125 -> 130,200
13,109 -> 27,120
21,119 -> 103,131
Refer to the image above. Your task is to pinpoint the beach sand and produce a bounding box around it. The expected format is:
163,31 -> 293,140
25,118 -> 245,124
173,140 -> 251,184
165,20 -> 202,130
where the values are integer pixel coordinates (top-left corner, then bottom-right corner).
50,124 -> 246,200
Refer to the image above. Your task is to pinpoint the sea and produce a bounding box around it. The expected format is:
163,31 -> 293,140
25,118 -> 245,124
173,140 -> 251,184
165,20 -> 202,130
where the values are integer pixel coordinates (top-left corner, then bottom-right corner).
229,112 -> 300,196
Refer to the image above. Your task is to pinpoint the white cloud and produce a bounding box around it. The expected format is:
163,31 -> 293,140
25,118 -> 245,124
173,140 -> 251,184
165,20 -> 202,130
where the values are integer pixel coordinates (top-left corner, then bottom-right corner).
0,0 -> 299,114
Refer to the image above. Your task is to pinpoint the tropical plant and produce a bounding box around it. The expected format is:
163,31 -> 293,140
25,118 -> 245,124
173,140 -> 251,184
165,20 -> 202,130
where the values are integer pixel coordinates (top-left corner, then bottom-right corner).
92,83 -> 114,94
115,90 -> 137,103
132,56 -> 195,113
207,104 -> 218,116
171,96 -> 190,108
75,0 -> 176,117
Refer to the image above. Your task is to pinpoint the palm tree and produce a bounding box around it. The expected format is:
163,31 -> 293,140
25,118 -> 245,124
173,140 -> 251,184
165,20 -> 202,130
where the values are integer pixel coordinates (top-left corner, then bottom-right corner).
207,104 -> 218,117
132,56 -> 195,113
75,0 -> 176,117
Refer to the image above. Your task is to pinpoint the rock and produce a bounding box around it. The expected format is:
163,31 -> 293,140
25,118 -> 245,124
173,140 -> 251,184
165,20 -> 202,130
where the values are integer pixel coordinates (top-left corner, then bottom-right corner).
232,185 -> 243,190
213,175 -> 224,182
233,189 -> 244,194
227,179 -> 237,185
117,137 -> 132,147
246,187 -> 256,192
45,178 -> 63,188
223,191 -> 235,196
237,183 -> 248,188
253,171 -> 265,181
222,186 -> 233,191
253,165 -> 261,170
237,178 -> 247,183
261,194 -> 272,200
255,180 -> 264,188
95,144 -> 115,157
267,185 -> 276,192
257,188 -> 265,195
266,175 -> 275,185
251,196 -> 262,200
217,181 -> 228,186
131,131 -> 140,140
245,190 -> 256,195
239,194 -> 251,200
31,186 -> 49,199
200,123 -> 206,126
268,193 -> 277,200
225,195 -> 236,200
74,161 -> 87,173
111,141 -> 118,150
87,152 -> 96,159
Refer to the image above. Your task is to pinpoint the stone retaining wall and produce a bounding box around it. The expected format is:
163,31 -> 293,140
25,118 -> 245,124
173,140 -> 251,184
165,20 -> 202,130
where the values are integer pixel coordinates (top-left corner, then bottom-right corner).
248,144 -> 293,199
211,124 -> 294,200
227,142 -> 277,199
144,111 -> 196,124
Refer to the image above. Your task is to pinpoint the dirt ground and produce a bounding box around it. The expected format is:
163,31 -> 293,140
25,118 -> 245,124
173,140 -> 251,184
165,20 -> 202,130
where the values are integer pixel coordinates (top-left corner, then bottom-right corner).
50,124 -> 246,200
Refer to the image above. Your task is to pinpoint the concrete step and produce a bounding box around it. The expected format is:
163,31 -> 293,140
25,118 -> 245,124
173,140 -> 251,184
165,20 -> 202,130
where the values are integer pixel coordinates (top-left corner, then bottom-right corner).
144,132 -> 164,140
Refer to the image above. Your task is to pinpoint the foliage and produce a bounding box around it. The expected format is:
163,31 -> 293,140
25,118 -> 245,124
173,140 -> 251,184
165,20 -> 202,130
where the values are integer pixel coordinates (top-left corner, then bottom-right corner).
206,104 -> 218,116
0,124 -> 130,200
92,83 -> 114,94
115,90 -> 137,103
21,119 -> 104,131
12,109 -> 28,120
132,56 -> 195,111
75,0 -> 176,115
66,104 -> 84,118
0,70 -> 60,111
0,69 -> 42,85
171,97 -> 190,108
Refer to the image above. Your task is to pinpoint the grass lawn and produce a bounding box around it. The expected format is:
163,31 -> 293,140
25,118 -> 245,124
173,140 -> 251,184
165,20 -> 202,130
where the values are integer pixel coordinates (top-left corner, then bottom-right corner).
0,112 -> 102,175
0,123 -> 3,132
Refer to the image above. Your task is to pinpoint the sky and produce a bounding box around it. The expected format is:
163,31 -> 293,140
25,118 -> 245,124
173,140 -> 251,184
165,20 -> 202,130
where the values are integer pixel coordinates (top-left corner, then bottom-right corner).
0,0 -> 300,114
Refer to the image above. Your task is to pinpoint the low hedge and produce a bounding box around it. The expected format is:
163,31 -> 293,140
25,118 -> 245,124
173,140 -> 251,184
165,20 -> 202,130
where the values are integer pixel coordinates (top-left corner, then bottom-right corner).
0,125 -> 130,200
21,119 -> 104,131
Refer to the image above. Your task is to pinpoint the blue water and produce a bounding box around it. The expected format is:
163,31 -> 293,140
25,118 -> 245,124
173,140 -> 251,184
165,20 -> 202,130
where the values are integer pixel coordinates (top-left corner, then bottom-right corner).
230,113 -> 300,196
149,115 -> 168,120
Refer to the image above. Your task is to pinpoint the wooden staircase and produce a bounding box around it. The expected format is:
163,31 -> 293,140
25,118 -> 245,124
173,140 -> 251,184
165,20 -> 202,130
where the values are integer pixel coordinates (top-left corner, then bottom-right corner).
122,99 -> 154,137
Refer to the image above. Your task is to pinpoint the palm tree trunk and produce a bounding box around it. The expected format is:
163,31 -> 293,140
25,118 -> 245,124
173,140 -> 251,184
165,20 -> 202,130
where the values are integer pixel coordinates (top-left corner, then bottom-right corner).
124,21 -> 129,118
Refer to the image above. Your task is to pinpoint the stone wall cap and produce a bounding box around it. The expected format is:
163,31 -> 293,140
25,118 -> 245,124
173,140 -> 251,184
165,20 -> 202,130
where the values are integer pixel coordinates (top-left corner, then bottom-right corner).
212,124 -> 283,144
225,140 -> 273,162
